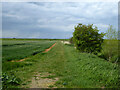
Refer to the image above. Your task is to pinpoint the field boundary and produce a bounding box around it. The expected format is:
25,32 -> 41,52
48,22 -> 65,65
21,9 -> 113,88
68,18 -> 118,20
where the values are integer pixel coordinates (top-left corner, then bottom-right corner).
11,42 -> 56,62
42,42 -> 56,53
11,58 -> 27,62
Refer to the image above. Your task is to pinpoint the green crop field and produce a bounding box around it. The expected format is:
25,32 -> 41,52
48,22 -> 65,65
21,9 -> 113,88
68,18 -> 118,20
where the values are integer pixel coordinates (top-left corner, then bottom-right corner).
2,39 -> 56,71
2,39 -> 56,62
1,39 -> 119,89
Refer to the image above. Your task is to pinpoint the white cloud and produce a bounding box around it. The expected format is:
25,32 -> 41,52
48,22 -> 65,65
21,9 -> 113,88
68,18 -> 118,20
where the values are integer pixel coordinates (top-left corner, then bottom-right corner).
37,24 -> 75,32
2,2 -> 118,38
2,30 -> 20,38
3,13 -> 27,20
94,24 -> 109,28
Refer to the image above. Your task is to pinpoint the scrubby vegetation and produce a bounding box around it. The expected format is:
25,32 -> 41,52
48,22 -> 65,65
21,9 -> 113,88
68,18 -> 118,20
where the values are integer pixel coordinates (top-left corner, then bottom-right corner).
101,25 -> 120,63
72,24 -> 119,63
99,39 -> 119,63
73,24 -> 105,54
2,72 -> 21,89
99,25 -> 119,63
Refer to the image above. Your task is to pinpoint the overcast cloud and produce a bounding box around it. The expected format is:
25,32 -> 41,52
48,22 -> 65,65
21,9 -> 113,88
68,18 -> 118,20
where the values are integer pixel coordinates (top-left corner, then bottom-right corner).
2,2 -> 118,39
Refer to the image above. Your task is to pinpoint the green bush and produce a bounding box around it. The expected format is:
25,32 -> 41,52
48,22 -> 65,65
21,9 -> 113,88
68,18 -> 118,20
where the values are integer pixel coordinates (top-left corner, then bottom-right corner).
73,23 -> 105,54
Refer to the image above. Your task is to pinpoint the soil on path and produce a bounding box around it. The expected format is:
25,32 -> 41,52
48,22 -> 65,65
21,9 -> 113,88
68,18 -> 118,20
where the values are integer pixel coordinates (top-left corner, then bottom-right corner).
25,72 -> 58,88
43,42 -> 56,53
11,58 -> 27,62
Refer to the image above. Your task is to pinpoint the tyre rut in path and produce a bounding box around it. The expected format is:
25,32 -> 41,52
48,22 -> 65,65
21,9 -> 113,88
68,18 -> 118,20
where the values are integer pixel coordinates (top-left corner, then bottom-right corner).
11,42 -> 56,62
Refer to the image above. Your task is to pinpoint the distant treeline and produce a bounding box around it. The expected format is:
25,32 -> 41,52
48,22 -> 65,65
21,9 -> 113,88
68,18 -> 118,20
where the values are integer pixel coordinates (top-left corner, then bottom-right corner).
1,38 -> 69,41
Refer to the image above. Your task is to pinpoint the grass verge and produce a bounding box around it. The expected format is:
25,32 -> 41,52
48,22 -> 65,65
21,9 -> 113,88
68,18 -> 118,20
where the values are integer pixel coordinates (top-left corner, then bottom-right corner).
2,41 -> 119,88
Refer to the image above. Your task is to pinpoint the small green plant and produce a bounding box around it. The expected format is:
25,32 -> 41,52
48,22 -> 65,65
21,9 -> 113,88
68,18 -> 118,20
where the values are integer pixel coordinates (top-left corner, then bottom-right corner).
73,23 -> 105,54
2,72 -> 21,89
48,85 -> 54,88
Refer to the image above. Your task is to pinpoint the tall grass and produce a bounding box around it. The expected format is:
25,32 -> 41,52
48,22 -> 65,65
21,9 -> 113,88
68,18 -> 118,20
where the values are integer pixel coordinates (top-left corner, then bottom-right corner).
62,44 -> 119,88
99,39 -> 119,63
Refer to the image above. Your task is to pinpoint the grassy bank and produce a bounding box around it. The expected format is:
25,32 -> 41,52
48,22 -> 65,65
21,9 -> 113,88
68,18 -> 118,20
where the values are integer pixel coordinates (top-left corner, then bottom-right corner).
2,40 -> 119,88
61,43 -> 119,88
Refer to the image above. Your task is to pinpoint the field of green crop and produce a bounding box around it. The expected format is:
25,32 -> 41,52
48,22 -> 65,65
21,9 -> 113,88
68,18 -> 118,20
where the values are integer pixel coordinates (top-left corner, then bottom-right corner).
1,39 -> 119,89
2,39 -> 55,62
2,39 -> 56,70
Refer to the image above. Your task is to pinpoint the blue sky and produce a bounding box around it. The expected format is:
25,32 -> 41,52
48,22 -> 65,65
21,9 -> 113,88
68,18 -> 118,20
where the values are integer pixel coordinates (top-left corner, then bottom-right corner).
2,2 -> 118,39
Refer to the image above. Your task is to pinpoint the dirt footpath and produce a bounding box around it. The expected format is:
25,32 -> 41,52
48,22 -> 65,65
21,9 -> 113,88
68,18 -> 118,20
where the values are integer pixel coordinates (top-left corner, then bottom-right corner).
29,72 -> 58,88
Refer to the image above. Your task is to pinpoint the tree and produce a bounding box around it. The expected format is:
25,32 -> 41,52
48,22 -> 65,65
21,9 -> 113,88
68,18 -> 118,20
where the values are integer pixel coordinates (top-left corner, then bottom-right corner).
105,25 -> 118,40
73,23 -> 105,54
102,25 -> 119,62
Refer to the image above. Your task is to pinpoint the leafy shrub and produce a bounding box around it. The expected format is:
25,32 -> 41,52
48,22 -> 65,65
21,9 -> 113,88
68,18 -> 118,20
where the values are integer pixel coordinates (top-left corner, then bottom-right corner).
73,23 -> 105,54
2,72 -> 21,89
